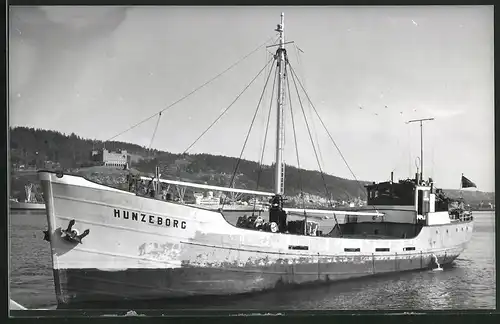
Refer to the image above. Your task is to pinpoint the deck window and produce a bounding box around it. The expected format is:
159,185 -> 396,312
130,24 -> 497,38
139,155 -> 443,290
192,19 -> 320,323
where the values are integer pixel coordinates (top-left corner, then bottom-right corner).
375,248 -> 390,252
403,247 -> 415,251
288,245 -> 308,250
344,248 -> 360,252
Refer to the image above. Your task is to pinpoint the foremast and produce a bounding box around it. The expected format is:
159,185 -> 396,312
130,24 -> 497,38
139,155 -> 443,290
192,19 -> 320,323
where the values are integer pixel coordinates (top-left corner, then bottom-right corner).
274,12 -> 286,197
268,13 -> 288,232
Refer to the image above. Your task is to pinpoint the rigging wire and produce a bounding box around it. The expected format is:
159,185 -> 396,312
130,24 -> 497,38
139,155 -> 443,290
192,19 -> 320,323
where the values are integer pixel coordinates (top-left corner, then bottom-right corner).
288,68 -> 342,234
244,49 -> 273,210
257,50 -> 271,171
430,123 -> 435,179
105,36 -> 278,144
221,56 -> 277,210
259,51 -> 269,153
251,64 -> 278,213
294,44 -> 325,169
182,57 -> 275,154
289,64 -> 377,207
285,63 -> 306,211
408,122 -> 412,177
148,112 -> 162,152
293,48 -> 345,203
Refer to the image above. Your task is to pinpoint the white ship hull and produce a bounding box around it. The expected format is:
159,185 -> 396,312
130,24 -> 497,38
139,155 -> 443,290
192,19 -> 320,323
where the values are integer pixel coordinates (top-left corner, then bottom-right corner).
39,171 -> 473,306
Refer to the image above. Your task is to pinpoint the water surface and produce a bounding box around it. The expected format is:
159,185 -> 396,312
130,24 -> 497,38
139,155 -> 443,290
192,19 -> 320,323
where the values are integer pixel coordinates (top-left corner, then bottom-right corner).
9,210 -> 495,310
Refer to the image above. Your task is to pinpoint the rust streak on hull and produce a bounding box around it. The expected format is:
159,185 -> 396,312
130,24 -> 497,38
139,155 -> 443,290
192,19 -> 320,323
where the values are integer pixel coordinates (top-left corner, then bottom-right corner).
54,252 -> 458,306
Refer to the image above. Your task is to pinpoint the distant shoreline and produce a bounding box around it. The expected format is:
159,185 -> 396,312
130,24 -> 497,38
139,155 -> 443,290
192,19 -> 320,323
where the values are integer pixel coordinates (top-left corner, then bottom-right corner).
9,169 -> 495,210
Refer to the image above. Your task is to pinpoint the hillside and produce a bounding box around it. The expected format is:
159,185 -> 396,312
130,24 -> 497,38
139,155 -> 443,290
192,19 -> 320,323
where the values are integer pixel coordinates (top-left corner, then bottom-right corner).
9,127 -> 370,201
8,127 -> 495,209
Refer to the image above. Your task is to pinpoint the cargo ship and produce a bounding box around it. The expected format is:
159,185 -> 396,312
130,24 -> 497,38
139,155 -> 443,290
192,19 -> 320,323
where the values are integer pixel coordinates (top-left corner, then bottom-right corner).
39,13 -> 473,307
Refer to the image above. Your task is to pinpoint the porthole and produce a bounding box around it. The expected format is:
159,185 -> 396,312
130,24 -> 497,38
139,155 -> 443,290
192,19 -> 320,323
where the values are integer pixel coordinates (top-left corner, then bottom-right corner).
456,228 -> 458,232
461,228 -> 464,231
446,229 -> 449,234
436,230 -> 438,234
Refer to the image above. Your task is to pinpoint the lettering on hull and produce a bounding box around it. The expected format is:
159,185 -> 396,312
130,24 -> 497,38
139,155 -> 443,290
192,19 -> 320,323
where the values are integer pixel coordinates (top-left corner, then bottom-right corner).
113,209 -> 186,229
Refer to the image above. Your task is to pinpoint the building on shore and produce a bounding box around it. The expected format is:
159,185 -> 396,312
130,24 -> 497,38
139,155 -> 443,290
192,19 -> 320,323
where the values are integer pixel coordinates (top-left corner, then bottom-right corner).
91,149 -> 131,168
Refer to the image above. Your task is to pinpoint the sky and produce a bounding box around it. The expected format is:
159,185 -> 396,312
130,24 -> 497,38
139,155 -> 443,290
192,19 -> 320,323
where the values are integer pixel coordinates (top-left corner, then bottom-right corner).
8,6 -> 495,192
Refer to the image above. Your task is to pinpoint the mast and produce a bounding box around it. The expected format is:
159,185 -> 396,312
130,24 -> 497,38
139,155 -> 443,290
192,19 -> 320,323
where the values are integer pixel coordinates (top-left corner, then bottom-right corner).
274,12 -> 286,195
407,117 -> 434,184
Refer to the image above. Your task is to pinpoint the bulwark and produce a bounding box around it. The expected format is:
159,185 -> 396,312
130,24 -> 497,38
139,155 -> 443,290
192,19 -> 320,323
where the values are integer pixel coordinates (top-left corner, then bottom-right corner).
113,209 -> 187,229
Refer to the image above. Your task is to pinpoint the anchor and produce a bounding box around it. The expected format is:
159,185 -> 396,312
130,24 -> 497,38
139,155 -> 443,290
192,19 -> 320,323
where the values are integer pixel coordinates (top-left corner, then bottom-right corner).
61,219 -> 90,244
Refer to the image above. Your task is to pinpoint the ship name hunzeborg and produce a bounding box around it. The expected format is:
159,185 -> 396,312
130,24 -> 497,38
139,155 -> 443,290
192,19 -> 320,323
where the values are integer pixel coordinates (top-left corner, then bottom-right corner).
38,13 -> 473,306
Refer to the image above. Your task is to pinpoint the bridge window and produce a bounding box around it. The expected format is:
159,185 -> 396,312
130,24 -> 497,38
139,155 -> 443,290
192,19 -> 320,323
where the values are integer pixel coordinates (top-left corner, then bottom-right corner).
366,182 -> 415,206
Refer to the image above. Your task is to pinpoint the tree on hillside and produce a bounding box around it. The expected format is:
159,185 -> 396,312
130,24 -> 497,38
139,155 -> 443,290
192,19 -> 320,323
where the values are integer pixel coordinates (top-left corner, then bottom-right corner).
9,126 -> 407,201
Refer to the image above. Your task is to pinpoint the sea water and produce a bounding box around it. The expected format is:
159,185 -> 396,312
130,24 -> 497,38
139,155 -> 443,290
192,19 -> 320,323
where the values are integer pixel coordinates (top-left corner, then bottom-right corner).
9,210 -> 495,310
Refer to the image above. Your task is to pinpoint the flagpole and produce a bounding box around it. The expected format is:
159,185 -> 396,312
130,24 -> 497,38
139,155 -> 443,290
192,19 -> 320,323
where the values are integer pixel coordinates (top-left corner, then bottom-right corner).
460,173 -> 463,199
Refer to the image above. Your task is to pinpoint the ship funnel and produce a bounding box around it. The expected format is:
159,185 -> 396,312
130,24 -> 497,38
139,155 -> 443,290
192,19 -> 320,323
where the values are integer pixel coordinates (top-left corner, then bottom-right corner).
391,172 -> 394,183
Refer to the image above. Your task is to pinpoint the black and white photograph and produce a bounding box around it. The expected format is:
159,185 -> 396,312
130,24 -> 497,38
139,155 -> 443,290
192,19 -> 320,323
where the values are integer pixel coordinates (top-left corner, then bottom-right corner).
8,5 -> 495,313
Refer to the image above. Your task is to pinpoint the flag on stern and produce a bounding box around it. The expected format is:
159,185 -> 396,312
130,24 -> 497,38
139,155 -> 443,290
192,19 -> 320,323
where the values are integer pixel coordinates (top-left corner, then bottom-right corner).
461,175 -> 477,189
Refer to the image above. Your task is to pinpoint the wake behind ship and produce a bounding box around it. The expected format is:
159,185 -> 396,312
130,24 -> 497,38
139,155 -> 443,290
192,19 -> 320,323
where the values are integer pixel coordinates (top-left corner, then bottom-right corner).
38,13 -> 474,307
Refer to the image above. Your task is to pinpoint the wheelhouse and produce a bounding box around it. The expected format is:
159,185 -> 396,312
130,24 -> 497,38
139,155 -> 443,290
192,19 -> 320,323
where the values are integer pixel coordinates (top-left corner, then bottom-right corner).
364,173 -> 471,225
365,180 -> 415,206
